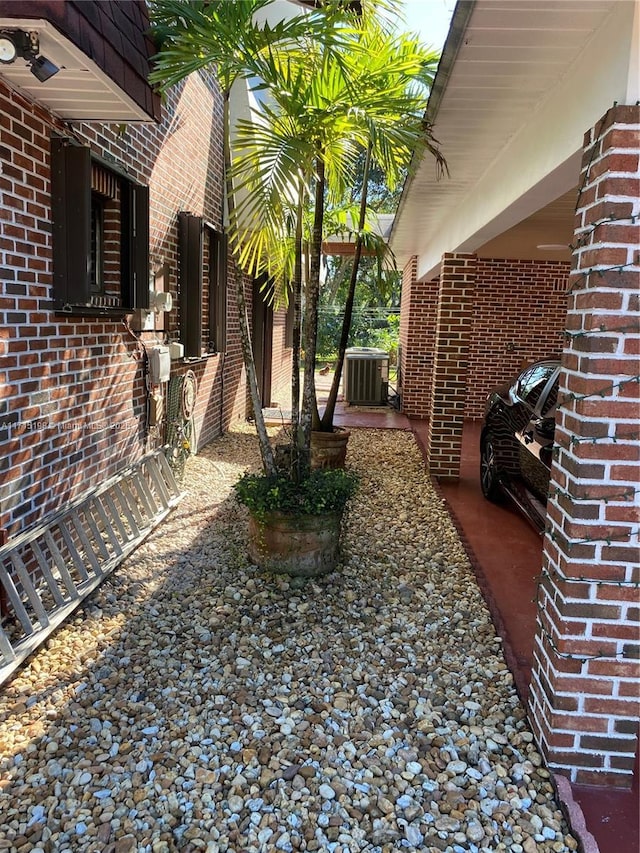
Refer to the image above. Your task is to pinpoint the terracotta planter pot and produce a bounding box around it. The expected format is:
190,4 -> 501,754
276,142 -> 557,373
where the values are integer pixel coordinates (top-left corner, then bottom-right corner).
310,427 -> 350,470
248,510 -> 342,577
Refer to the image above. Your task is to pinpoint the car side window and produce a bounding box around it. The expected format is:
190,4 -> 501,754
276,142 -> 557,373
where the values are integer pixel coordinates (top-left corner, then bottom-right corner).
516,364 -> 556,408
541,376 -> 559,418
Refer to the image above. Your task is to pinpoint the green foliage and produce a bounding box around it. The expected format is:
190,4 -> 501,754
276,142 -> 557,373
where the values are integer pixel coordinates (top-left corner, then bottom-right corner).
317,250 -> 401,361
322,255 -> 401,309
211,2 -> 443,294
234,468 -> 359,519
371,313 -> 400,364
316,309 -> 399,360
350,149 -> 404,214
316,308 -> 344,360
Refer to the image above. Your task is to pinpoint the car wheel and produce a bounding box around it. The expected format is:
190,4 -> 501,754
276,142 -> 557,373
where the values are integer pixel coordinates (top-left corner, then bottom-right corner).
480,434 -> 502,502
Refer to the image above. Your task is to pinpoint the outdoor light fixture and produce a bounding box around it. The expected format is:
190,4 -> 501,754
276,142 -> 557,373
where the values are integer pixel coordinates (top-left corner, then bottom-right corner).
29,53 -> 59,82
0,29 -> 60,82
0,32 -> 19,63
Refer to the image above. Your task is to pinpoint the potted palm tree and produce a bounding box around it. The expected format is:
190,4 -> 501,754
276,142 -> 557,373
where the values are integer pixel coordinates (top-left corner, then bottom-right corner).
150,0 -> 443,575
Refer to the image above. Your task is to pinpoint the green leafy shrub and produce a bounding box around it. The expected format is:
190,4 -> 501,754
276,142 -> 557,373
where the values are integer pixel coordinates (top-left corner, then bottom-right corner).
234,468 -> 359,520
316,308 -> 400,363
370,314 -> 400,365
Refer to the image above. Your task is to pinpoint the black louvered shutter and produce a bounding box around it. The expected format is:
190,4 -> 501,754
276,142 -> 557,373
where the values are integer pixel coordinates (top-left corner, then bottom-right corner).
50,136 -> 91,308
179,213 -> 203,358
121,182 -> 150,310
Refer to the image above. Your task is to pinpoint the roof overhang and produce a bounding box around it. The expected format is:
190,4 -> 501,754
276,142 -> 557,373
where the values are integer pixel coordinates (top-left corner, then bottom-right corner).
0,14 -> 159,122
323,213 -> 395,256
390,0 -> 640,280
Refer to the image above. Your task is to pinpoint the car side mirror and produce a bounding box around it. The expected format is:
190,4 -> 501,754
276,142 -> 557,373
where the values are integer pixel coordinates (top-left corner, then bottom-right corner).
534,417 -> 555,440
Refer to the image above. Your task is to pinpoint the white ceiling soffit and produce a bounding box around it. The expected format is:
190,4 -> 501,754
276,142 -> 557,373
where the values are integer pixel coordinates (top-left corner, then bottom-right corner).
0,19 -> 152,122
390,0 -> 637,280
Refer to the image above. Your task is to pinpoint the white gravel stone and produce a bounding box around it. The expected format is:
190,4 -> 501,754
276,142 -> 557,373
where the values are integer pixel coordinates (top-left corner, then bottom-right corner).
318,784 -> 336,800
405,825 -> 424,846
0,427 -> 579,853
227,795 -> 244,814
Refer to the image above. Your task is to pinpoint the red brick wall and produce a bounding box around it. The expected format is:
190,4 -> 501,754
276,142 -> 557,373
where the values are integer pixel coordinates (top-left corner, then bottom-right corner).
270,307 -> 293,408
400,257 -> 569,420
0,84 -> 147,537
399,256 -> 437,418
468,259 -> 569,417
529,105 -> 640,788
0,74 -> 251,538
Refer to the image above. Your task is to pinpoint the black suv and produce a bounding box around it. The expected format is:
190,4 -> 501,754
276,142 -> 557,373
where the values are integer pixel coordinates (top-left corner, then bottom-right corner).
480,359 -> 560,532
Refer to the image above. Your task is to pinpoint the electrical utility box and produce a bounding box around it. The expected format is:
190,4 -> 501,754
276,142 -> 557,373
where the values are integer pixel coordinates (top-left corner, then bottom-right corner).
343,347 -> 389,406
148,346 -> 171,384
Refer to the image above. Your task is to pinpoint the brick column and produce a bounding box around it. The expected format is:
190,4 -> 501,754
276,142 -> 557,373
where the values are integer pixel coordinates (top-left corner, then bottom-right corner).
529,105 -> 640,788
399,256 -> 438,418
426,253 -> 476,479
398,256 -> 417,411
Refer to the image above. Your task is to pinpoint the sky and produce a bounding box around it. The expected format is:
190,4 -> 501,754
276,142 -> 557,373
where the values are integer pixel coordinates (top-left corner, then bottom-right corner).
396,0 -> 457,50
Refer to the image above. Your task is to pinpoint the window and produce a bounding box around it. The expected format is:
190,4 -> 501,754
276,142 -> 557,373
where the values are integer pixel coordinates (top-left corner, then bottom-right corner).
50,135 -> 149,314
540,376 -> 559,418
90,195 -> 105,295
516,364 -> 557,409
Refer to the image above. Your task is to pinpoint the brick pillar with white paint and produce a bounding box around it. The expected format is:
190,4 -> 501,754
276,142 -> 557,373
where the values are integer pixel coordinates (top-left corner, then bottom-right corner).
529,105 -> 640,788
426,253 -> 476,479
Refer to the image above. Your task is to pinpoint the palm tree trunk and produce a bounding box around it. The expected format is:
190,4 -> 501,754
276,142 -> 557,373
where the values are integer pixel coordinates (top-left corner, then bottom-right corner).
223,89 -> 276,476
320,142 -> 372,431
291,181 -> 304,481
300,152 -> 325,470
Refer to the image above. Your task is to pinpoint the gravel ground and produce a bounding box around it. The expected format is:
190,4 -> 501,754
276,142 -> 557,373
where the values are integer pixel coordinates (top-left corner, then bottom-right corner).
0,427 -> 578,853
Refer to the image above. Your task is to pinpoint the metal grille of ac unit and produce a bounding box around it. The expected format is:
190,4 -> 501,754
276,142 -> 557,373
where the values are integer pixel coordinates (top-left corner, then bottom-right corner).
345,354 -> 386,405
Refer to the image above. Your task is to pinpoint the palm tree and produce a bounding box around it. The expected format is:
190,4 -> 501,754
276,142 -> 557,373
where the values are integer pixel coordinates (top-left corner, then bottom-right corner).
228,2 -> 444,471
316,13 -> 444,430
228,23 -> 358,475
150,0 -> 444,482
149,0 -> 347,477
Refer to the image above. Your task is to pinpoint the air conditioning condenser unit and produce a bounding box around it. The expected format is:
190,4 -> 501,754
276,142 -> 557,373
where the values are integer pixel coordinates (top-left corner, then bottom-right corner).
343,347 -> 389,406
